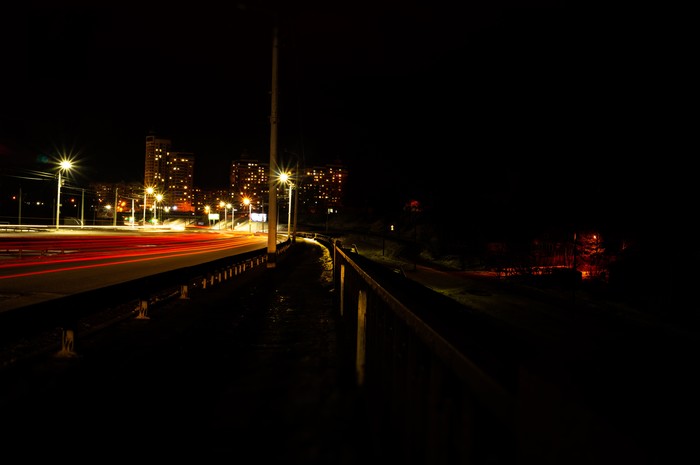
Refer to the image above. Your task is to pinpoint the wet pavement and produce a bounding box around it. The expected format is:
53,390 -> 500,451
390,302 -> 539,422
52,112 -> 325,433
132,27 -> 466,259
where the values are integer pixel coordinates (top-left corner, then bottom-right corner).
0,239 -> 374,462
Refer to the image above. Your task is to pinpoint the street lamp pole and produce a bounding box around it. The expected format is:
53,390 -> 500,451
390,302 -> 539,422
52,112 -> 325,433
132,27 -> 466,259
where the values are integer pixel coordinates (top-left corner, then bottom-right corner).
220,201 -> 227,229
154,193 -> 163,225
56,160 -> 72,230
244,197 -> 252,233
287,182 -> 293,240
280,172 -> 293,240
56,171 -> 62,230
143,187 -> 153,224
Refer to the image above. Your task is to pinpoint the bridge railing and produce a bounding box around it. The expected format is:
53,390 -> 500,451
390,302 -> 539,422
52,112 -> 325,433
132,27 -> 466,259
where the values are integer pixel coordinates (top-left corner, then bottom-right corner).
0,239 -> 294,365
331,239 -> 518,464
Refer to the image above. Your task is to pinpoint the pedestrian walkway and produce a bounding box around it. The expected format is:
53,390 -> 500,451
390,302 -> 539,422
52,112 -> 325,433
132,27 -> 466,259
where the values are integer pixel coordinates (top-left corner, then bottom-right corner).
0,238 -> 374,463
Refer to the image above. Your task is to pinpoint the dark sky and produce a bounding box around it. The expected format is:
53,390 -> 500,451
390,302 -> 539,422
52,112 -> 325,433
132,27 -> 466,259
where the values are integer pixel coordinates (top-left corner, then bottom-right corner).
0,1 -> 691,234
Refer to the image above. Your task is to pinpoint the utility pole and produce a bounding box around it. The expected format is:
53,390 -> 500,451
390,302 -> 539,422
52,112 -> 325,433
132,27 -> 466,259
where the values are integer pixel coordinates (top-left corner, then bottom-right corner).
267,25 -> 279,268
292,161 -> 299,242
572,232 -> 577,308
113,188 -> 118,227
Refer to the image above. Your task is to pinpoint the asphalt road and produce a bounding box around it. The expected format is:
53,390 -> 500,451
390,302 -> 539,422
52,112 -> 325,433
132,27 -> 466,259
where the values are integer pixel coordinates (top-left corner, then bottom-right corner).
0,229 -> 268,312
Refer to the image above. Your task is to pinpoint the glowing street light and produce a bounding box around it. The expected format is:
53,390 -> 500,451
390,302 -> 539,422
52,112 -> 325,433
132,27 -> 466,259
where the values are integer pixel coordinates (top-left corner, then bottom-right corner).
204,205 -> 211,227
219,201 -> 226,229
280,172 -> 293,240
226,203 -> 233,230
219,201 -> 233,230
154,193 -> 163,225
243,197 -> 252,233
143,186 -> 154,224
56,159 -> 73,230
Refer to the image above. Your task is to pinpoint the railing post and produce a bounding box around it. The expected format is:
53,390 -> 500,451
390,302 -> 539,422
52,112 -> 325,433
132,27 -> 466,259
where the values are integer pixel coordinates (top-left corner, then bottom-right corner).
136,299 -> 149,319
180,284 -> 190,299
56,327 -> 78,358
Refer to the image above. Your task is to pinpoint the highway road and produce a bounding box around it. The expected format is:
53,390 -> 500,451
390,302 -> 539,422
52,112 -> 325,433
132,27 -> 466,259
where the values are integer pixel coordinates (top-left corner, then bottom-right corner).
0,228 -> 269,312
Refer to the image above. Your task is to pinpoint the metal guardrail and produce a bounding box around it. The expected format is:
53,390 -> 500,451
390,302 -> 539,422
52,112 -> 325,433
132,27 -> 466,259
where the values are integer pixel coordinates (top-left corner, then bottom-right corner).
327,238 -> 660,464
0,240 -> 293,366
330,239 -> 517,464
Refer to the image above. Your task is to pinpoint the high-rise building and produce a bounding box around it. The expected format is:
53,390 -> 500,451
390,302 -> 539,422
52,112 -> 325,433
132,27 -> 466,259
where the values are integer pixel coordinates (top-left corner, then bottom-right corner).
145,134 -> 195,214
144,136 -> 348,220
229,152 -> 347,216
144,133 -> 171,192
166,151 -> 195,213
299,163 -> 346,214
230,154 -> 269,214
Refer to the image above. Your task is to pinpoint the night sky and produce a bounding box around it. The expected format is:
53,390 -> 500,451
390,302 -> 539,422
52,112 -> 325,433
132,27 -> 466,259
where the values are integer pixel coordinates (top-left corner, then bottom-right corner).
1,1 -> 691,236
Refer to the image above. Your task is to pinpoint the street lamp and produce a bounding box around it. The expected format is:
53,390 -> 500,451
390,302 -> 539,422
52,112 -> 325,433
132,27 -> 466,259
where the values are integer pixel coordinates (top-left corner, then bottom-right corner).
143,186 -> 154,224
154,193 -> 163,225
220,201 -> 233,230
280,172 -> 293,240
56,159 -> 73,230
226,203 -> 233,230
243,197 -> 252,233
286,182 -> 293,240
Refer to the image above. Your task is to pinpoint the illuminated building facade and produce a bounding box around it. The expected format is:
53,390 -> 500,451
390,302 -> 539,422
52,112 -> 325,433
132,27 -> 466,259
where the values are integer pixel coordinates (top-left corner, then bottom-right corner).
230,155 -> 269,214
144,133 -> 171,192
298,163 -> 346,214
166,152 -> 195,213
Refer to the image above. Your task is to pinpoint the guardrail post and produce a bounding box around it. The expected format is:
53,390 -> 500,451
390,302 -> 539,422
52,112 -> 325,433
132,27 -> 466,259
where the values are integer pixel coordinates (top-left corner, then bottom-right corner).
56,328 -> 78,358
135,299 -> 150,319
180,284 -> 190,299
356,290 -> 367,386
